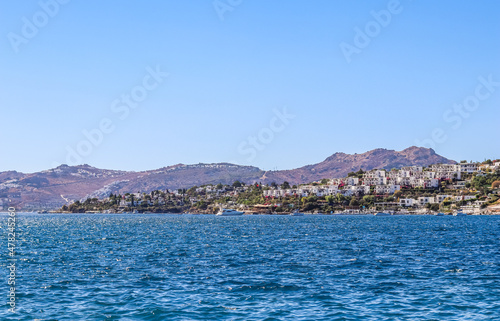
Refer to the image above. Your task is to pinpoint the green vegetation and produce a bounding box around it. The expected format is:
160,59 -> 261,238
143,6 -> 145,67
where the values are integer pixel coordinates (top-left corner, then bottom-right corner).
347,169 -> 365,179
471,172 -> 500,190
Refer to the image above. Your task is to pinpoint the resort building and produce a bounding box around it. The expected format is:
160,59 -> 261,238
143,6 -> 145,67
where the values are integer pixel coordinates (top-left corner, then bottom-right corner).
400,198 -> 416,207
458,162 -> 479,173
375,184 -> 401,195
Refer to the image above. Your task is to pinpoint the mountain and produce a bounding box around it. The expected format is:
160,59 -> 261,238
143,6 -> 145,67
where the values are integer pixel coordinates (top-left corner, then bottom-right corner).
0,163 -> 264,209
263,146 -> 455,184
0,147 -> 455,209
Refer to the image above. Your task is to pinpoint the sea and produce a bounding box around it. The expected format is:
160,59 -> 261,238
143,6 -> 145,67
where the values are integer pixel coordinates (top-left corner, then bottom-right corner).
1,213 -> 499,320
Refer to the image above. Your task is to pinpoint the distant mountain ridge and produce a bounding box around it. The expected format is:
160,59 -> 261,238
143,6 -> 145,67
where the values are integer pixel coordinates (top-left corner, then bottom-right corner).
263,146 -> 455,183
0,147 -> 455,209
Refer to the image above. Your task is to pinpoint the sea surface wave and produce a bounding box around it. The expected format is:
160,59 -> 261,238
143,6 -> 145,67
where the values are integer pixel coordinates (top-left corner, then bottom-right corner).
1,214 -> 499,320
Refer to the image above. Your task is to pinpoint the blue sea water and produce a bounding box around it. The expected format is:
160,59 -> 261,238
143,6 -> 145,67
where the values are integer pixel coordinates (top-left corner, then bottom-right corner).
1,214 -> 499,320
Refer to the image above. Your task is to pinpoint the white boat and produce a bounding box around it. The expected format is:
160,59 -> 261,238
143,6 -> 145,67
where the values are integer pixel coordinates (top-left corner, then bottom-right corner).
216,209 -> 244,216
453,210 -> 468,216
374,212 -> 391,216
289,210 -> 304,216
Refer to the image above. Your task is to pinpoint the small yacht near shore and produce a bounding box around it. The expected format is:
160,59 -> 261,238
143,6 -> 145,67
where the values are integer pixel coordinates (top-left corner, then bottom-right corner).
453,209 -> 468,216
374,212 -> 391,216
216,208 -> 244,216
289,209 -> 304,216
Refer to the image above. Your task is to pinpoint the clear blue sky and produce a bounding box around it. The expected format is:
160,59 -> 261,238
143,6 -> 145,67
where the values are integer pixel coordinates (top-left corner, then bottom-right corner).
1,0 -> 499,173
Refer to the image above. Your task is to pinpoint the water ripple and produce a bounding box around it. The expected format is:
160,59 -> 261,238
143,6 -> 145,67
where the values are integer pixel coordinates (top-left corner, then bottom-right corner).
0,214 -> 499,320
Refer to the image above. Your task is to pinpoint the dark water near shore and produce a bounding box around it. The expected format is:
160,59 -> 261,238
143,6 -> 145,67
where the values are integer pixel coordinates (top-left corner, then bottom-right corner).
1,214 -> 499,320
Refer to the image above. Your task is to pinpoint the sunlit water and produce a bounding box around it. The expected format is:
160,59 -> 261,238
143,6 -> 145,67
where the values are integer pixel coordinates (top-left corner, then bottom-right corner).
1,214 -> 499,320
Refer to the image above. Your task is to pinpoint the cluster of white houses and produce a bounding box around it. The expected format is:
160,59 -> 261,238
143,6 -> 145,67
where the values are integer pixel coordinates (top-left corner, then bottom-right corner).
116,185 -> 248,207
399,194 -> 477,207
263,162 -> 498,207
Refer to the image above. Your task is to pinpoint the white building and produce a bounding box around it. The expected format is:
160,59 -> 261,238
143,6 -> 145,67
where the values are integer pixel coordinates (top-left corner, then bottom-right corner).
329,178 -> 342,185
401,166 -> 423,173
400,198 -> 416,207
297,187 -> 311,197
458,162 -> 479,173
363,177 -> 387,186
364,170 -> 386,178
120,199 -> 131,206
395,177 -> 412,186
435,195 -> 453,203
348,185 -> 370,195
327,185 -> 339,195
429,164 -> 461,180
375,185 -> 401,195
425,179 -> 440,188
424,171 -> 436,179
418,197 -> 436,206
345,177 -> 359,186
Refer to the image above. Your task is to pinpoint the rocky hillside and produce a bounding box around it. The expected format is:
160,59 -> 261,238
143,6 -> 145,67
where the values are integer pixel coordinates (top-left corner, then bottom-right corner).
0,147 -> 455,209
264,146 -> 455,184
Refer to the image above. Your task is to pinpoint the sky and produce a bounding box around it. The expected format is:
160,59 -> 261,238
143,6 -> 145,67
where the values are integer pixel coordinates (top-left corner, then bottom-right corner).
1,0 -> 499,173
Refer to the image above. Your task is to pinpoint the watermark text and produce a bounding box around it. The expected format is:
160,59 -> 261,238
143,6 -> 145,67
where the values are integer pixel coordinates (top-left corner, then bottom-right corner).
415,74 -> 499,149
237,107 -> 295,162
7,0 -> 70,53
340,0 -> 403,63
6,207 -> 17,313
58,65 -> 168,166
